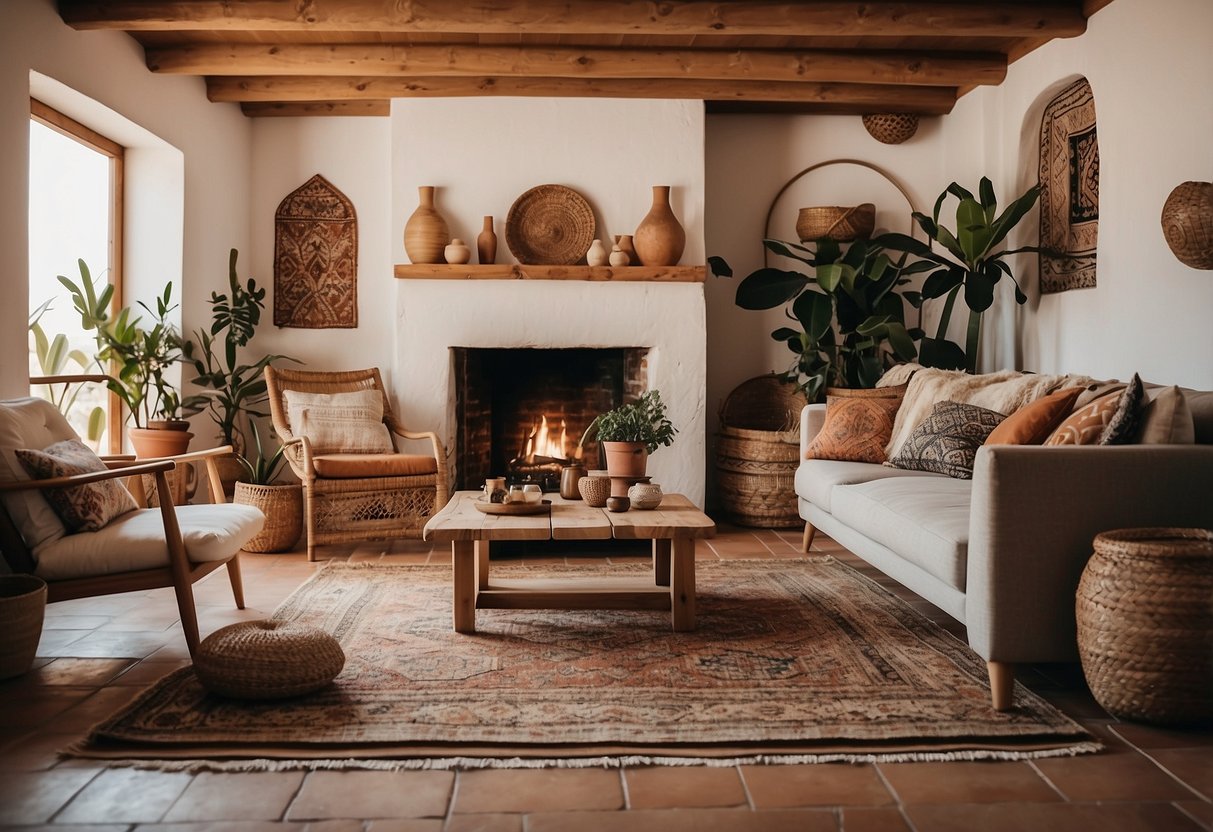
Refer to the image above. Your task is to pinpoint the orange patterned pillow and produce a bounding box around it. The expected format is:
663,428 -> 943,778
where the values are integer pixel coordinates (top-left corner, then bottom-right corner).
986,387 -> 1083,445
1045,375 -> 1143,446
805,386 -> 906,464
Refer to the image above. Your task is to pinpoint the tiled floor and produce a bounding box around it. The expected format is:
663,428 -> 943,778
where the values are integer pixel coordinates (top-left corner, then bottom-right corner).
2,525 -> 1210,832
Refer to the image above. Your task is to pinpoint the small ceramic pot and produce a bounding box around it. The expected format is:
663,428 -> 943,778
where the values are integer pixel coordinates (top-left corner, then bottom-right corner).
444,238 -> 471,264
606,496 -> 631,512
560,463 -> 587,499
628,482 -> 663,510
586,239 -> 609,267
608,245 -> 630,267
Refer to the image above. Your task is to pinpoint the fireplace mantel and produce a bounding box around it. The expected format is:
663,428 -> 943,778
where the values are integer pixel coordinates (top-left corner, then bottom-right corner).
393,264 -> 705,282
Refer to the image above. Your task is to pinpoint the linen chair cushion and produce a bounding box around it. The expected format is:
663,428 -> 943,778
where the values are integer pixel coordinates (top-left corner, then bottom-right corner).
33,503 -> 265,581
0,398 -> 79,551
311,453 -> 439,479
16,439 -> 138,532
284,389 -> 393,455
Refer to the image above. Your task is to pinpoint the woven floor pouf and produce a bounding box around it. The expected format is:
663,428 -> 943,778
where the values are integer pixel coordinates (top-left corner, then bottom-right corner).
194,620 -> 346,699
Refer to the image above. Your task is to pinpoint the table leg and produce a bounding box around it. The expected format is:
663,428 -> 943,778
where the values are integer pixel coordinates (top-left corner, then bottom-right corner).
476,539 -> 491,590
653,538 -> 671,586
670,536 -> 696,632
453,539 -> 476,633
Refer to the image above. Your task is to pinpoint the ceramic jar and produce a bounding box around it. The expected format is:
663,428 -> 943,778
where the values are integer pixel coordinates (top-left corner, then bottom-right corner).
628,482 -> 663,510
444,238 -> 471,265
477,215 -> 497,265
633,185 -> 685,266
403,185 -> 450,264
586,239 -> 609,266
608,245 -> 630,267
614,234 -> 638,263
560,463 -> 587,499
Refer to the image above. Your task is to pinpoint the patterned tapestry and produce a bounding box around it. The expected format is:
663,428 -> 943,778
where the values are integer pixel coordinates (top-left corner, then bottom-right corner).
274,174 -> 358,328
1039,78 -> 1099,293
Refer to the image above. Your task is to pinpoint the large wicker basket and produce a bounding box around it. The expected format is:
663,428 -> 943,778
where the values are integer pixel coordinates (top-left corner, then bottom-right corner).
233,482 -> 304,553
716,376 -> 806,528
1076,527 -> 1213,725
0,575 -> 47,679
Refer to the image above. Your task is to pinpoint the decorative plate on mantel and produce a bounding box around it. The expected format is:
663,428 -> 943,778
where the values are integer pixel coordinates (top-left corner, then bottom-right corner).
505,184 -> 596,265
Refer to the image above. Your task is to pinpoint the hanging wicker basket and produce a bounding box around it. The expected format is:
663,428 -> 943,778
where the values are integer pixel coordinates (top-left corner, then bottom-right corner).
862,113 -> 920,145
0,575 -> 47,680
1076,527 -> 1213,725
1160,181 -> 1213,270
234,482 -> 304,553
795,203 -> 876,243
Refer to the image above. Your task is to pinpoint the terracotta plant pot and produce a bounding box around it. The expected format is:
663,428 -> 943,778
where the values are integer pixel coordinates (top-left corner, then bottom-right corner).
633,185 -> 685,266
403,185 -> 450,264
129,426 -> 194,459
602,441 -> 648,479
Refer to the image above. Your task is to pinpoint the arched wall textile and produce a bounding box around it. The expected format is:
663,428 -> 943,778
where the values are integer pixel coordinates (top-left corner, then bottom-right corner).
1039,77 -> 1099,294
274,174 -> 358,329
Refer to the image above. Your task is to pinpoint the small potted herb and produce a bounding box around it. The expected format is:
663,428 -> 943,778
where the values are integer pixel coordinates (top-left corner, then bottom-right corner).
231,418 -> 302,553
580,390 -> 677,481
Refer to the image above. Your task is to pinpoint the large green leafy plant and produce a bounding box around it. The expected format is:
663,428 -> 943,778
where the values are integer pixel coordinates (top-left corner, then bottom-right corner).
875,178 -> 1042,373
710,238 -> 918,402
581,390 -> 677,455
236,417 -> 288,486
27,299 -> 106,442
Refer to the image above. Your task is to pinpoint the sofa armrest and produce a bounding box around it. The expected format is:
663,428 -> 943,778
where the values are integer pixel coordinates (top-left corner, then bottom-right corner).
965,444 -> 1213,664
799,404 -> 827,458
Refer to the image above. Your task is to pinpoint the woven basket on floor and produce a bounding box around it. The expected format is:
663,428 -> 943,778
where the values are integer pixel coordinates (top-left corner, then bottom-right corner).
862,113 -> 920,145
0,575 -> 47,680
194,620 -> 346,699
233,482 -> 304,553
1076,527 -> 1213,725
716,377 -> 807,528
795,203 -> 875,242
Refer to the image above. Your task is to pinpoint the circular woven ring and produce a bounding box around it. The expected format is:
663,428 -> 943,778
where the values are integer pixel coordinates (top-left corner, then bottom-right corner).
194,620 -> 345,700
505,184 -> 596,265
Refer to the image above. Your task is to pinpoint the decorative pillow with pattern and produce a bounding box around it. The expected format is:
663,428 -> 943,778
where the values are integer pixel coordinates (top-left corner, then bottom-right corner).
805,386 -> 906,464
1045,374 -> 1143,446
985,387 -> 1083,445
888,400 -> 1006,479
1098,374 -> 1144,445
15,440 -> 138,533
284,389 -> 394,455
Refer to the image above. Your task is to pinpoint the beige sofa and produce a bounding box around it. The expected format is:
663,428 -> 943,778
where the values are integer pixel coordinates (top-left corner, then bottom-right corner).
796,385 -> 1213,710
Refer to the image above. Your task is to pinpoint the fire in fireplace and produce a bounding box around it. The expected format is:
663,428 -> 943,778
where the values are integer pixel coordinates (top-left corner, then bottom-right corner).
507,414 -> 584,491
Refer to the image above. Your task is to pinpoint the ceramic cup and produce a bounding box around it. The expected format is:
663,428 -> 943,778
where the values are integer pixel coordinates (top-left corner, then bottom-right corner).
522,484 -> 543,504
505,485 -> 526,504
484,477 -> 507,503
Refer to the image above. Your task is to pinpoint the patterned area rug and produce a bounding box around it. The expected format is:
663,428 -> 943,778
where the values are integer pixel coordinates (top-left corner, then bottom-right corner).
73,559 -> 1097,769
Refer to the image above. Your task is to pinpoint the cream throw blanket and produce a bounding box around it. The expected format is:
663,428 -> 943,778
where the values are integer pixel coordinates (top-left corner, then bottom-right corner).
878,364 -> 1097,456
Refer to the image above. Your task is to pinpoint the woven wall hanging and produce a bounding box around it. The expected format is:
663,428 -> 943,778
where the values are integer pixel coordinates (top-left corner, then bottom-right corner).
1038,78 -> 1099,294
274,174 -> 358,328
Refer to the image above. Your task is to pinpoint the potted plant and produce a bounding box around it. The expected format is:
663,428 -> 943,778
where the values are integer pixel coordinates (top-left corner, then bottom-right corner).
231,418 -> 302,553
580,390 -> 677,482
710,237 -> 919,402
28,298 -> 106,447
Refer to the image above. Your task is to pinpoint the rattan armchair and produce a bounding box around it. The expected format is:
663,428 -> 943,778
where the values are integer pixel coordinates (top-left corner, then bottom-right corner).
264,367 -> 448,561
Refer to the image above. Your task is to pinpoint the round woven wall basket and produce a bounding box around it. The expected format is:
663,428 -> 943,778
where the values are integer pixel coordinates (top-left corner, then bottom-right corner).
716,376 -> 806,528
795,203 -> 876,243
862,113 -> 920,145
233,482 -> 303,553
0,575 -> 47,680
1160,181 -> 1213,270
1076,527 -> 1213,725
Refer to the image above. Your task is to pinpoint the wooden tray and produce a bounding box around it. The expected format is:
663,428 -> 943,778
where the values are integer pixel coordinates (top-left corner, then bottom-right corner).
475,499 -> 552,516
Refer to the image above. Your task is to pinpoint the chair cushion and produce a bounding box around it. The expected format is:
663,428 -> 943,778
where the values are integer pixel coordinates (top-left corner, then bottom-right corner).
795,459 -> 946,514
831,477 -> 973,591
0,398 -> 75,551
312,453 -> 438,479
16,440 -> 138,532
33,503 -> 265,581
284,389 -> 393,455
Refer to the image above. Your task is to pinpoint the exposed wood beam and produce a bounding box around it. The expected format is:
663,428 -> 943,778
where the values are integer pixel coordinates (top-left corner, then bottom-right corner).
149,44 -> 1006,87
62,1 -> 1088,39
206,75 -> 958,114
240,100 -> 390,117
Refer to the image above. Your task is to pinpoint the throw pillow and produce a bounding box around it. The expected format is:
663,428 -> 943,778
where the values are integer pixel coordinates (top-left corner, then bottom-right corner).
284,389 -> 394,456
1098,374 -> 1144,445
15,440 -> 138,533
1135,386 -> 1196,444
888,400 -> 1006,480
805,386 -> 906,464
1045,376 -> 1144,446
985,387 -> 1083,446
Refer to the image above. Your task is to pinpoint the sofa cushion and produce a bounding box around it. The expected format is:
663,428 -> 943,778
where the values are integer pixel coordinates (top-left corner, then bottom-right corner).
16,440 -> 138,533
985,387 -> 1083,445
795,459 -> 946,514
312,453 -> 438,479
1046,375 -> 1143,446
831,477 -> 973,591
805,386 -> 905,464
1137,386 -> 1196,444
889,401 -> 1006,479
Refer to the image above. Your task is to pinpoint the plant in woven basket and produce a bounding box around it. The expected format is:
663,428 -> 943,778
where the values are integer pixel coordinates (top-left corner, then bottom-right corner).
710,238 -> 919,402
236,418 -> 288,485
233,418 -> 302,553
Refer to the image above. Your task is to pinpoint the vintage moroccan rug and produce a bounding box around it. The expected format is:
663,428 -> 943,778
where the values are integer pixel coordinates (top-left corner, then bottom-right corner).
72,559 -> 1097,769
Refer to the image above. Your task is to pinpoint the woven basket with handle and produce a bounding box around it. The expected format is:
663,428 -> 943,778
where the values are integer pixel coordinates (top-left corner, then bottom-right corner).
795,203 -> 875,243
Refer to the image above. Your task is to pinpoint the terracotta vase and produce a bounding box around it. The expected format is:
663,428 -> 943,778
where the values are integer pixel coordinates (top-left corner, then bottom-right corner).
444,238 -> 471,265
586,239 -> 608,267
633,185 -> 685,266
477,215 -> 497,265
614,234 -> 637,263
603,441 -> 648,480
403,186 -> 450,264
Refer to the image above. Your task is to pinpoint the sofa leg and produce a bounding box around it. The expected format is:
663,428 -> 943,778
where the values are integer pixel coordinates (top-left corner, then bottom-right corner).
801,522 -> 816,553
987,660 -> 1015,711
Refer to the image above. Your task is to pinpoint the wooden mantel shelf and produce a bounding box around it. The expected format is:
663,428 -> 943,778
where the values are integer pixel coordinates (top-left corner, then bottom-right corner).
393,264 -> 706,282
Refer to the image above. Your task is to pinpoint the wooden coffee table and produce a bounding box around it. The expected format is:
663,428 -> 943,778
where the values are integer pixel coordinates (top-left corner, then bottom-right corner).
423,491 -> 715,633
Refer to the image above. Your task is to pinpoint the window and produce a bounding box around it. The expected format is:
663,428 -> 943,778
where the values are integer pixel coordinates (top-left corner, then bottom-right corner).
28,99 -> 124,453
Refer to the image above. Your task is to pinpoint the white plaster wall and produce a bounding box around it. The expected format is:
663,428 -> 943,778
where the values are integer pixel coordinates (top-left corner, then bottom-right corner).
391,98 -> 707,504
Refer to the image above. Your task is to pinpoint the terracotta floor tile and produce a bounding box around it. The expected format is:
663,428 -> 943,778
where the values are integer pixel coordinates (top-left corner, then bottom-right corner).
525,807 -> 836,832
42,630 -> 172,660
366,820 -> 443,832
904,801 -> 1205,832
1176,800 -> 1213,830
138,823 -> 306,832
878,761 -> 1060,804
301,821 -> 366,832
1148,748 -> 1213,799
29,658 -> 135,687
840,806 -> 913,832
0,731 -> 79,772
41,615 -> 112,630
741,764 -> 893,808
52,685 -> 144,732
163,771 -> 306,821
452,768 -> 623,813
624,765 -> 748,809
56,768 -> 193,823
442,813 -> 523,832
0,770 -> 98,824
12,826 -> 129,832
111,659 -> 191,687
1112,722 -> 1213,749
4,688 -> 94,725
1034,750 -> 1199,801
286,770 -> 453,820
35,628 -> 88,656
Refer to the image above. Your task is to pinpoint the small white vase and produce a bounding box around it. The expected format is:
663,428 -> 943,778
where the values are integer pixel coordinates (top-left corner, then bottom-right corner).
444,238 -> 471,264
608,245 -> 631,267
586,239 -> 609,266
628,482 -> 663,510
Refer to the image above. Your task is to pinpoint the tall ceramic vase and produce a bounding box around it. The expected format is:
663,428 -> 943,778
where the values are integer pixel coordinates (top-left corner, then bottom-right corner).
477,215 -> 497,265
633,185 -> 685,267
404,186 -> 450,264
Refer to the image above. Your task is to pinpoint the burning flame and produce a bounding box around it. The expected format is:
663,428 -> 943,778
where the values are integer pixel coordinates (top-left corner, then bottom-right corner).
521,415 -> 582,462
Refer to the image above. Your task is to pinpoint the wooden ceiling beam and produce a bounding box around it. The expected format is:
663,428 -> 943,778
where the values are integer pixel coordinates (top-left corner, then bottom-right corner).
62,1 -> 1087,39
206,75 -> 958,114
148,43 -> 1006,87
240,100 -> 390,117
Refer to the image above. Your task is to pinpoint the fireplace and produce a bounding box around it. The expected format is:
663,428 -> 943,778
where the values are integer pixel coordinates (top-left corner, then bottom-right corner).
453,347 -> 648,491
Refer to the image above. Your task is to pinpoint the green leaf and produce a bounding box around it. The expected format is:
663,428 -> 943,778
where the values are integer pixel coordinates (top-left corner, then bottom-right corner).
919,337 -> 967,370
921,268 -> 964,300
946,182 -> 976,202
87,407 -> 106,442
735,269 -> 809,310
792,290 -> 833,341
707,256 -> 733,278
871,232 -> 949,265
964,266 -> 998,313
770,326 -> 800,342
979,177 -> 997,222
986,183 -> 1041,251
885,322 -> 918,361
854,314 -> 891,336
46,334 -> 68,375
816,263 -> 845,293
956,197 -> 993,262
763,239 -> 816,265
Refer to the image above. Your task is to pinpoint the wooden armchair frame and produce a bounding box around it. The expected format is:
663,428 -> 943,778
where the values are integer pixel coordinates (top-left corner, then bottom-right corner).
264,367 -> 449,561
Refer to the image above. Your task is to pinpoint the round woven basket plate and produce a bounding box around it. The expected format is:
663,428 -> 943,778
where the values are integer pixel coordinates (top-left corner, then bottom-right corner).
505,184 -> 596,265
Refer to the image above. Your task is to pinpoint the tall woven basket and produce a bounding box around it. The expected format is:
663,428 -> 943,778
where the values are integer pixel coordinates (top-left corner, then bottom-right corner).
716,376 -> 806,528
1076,527 -> 1213,725
233,482 -> 304,553
0,575 -> 48,679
